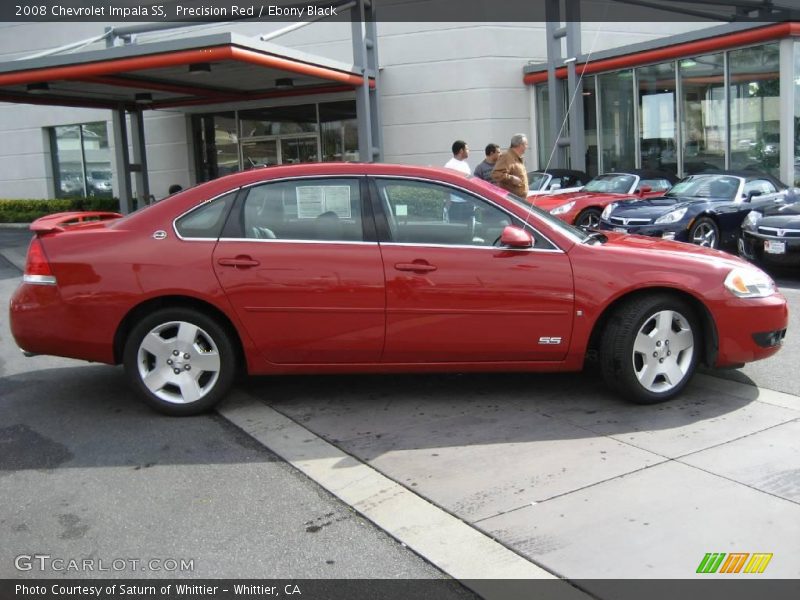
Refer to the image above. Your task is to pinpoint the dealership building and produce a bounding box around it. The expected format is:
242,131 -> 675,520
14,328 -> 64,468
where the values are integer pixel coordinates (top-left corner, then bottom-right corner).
0,5 -> 798,209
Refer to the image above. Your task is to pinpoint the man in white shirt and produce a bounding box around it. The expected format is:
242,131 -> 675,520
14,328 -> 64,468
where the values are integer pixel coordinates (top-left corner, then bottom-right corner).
444,140 -> 471,175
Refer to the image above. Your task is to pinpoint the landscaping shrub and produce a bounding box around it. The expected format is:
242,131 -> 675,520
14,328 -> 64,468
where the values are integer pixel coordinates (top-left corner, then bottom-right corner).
0,197 -> 120,223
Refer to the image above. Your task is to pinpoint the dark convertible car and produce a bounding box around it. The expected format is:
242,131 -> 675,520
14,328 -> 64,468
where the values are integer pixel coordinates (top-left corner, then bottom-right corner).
598,171 -> 789,249
740,193 -> 800,266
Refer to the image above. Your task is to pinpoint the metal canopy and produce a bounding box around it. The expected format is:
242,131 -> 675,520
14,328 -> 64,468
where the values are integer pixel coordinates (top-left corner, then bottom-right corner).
0,32 -> 373,110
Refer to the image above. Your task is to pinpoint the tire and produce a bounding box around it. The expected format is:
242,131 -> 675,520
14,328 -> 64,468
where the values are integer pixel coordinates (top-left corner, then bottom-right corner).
123,307 -> 237,416
689,216 -> 719,249
575,208 -> 602,229
600,294 -> 700,404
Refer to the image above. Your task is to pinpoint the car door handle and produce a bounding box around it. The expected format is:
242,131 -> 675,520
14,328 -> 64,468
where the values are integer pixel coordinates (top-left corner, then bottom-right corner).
217,256 -> 261,268
394,262 -> 437,273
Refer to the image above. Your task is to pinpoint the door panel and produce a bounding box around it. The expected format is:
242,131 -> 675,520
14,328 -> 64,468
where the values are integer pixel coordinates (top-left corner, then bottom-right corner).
372,177 -> 575,363
214,177 -> 385,364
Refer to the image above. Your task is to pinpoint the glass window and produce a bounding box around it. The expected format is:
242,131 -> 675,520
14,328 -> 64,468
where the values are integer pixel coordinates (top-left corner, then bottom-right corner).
582,76 -> 599,178
638,62 -> 677,176
50,122 -> 112,199
239,105 -> 318,137
795,42 -> 800,185
242,178 -> 363,242
598,70 -> 636,172
375,179 -> 512,247
680,53 -> 726,174
193,112 -> 239,181
638,178 -> 673,192
175,192 -> 236,239
743,178 -> 777,195
319,101 -> 359,162
729,44 -> 780,177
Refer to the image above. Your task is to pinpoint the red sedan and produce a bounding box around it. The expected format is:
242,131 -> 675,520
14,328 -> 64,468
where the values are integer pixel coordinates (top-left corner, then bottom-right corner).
533,170 -> 677,228
10,163 -> 787,415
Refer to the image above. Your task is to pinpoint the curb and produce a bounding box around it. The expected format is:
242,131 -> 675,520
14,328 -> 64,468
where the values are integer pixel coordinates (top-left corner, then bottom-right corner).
0,223 -> 31,230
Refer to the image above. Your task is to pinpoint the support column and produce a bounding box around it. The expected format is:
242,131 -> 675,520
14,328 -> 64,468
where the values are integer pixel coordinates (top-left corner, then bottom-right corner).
565,9 -> 585,171
352,0 -> 382,162
130,108 -> 150,207
112,106 -> 132,214
779,38 -> 795,186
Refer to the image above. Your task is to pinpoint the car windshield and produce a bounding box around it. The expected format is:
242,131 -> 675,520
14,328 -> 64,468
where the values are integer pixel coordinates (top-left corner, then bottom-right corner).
583,174 -> 635,194
503,192 -> 590,243
528,173 -> 548,191
665,175 -> 742,200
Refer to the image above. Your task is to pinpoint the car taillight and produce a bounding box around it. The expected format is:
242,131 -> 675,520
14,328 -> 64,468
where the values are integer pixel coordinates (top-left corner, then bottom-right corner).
23,238 -> 57,285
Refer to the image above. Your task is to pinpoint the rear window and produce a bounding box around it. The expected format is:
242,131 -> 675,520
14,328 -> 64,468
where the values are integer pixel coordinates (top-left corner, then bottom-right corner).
175,191 -> 236,239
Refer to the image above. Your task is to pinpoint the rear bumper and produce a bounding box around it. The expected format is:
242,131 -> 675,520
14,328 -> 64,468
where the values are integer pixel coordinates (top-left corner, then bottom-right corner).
10,282 -> 116,364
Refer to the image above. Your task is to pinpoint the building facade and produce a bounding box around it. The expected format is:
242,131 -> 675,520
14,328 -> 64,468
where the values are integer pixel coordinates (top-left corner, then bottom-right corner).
2,18 -> 794,206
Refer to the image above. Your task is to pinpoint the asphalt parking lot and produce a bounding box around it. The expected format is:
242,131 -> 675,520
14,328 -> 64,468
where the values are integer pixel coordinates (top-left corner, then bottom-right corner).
1,227 -> 799,598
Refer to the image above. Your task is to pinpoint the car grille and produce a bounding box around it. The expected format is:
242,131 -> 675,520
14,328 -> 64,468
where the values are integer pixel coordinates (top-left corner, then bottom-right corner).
757,226 -> 800,238
609,216 -> 652,226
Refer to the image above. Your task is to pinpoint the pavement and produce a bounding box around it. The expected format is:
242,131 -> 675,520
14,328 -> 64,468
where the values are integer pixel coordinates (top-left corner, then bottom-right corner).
2,225 -> 800,598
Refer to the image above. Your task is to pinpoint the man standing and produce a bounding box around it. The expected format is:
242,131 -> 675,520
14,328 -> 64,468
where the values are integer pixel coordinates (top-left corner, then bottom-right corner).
492,134 -> 529,197
473,143 -> 500,182
444,140 -> 471,175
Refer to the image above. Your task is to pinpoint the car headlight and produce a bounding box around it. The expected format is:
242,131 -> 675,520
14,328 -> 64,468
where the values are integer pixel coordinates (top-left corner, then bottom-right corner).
550,201 -> 575,215
724,267 -> 776,298
654,207 -> 688,225
742,210 -> 762,231
601,203 -> 617,220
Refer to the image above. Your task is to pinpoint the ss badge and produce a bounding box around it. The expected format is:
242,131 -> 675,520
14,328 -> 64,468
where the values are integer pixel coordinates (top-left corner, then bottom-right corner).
538,336 -> 562,345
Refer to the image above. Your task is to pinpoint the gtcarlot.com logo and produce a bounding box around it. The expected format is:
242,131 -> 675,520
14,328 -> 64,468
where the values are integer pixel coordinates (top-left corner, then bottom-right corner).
696,552 -> 773,574
15,554 -> 195,573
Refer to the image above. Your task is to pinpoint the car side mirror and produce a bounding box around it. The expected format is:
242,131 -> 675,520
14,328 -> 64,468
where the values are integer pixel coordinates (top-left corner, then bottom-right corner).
637,185 -> 652,194
499,226 -> 533,248
747,190 -> 762,201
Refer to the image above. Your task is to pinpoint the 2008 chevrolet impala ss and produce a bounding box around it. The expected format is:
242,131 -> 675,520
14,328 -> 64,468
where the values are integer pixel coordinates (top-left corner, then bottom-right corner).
9,163 -> 788,415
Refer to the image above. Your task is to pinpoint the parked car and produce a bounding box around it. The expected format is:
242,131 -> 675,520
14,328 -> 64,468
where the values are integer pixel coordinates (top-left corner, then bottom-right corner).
10,163 -> 787,416
740,190 -> 800,266
527,168 -> 589,197
87,170 -> 113,196
598,171 -> 789,250
533,169 -> 677,228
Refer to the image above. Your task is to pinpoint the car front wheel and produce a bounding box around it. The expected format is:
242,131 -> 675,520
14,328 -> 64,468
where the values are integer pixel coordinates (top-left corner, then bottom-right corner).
689,216 -> 719,248
575,208 -> 602,229
601,294 -> 699,404
123,308 -> 237,416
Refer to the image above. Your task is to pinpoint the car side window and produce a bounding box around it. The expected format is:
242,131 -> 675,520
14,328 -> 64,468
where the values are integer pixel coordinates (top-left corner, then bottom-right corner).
175,191 -> 236,239
744,179 -> 777,196
375,179 -> 514,247
242,178 -> 364,241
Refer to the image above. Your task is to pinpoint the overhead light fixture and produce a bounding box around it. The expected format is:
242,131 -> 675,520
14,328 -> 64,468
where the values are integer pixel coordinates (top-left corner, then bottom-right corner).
680,59 -> 698,69
27,82 -> 49,94
275,78 -> 294,90
189,62 -> 211,74
134,92 -> 153,104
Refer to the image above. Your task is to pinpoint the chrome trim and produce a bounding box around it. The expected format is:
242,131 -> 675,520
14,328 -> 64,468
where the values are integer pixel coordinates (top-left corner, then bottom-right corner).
153,230 -> 167,240
23,274 -> 57,285
379,242 -> 564,253
758,226 -> 800,238
610,216 -> 651,226
217,238 -> 377,246
236,173 -> 367,192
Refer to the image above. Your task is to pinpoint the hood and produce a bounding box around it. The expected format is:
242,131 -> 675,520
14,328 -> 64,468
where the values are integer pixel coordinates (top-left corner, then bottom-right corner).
597,231 -> 749,269
757,202 -> 800,229
609,196 -> 699,219
534,190 -> 630,211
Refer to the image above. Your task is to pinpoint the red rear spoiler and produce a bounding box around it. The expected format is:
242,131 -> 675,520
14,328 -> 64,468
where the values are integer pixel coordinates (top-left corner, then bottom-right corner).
29,211 -> 123,233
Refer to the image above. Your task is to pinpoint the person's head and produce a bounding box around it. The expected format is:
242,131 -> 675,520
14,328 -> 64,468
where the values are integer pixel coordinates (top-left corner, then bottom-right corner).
452,140 -> 469,160
168,184 -> 183,194
509,134 -> 529,157
484,143 -> 501,164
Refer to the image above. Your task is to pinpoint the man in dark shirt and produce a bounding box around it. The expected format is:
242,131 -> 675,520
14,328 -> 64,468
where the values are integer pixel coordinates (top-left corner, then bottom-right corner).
473,143 -> 500,182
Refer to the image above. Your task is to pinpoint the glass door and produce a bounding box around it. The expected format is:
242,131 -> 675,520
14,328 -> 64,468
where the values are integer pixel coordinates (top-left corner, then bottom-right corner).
241,139 -> 278,170
279,135 -> 319,164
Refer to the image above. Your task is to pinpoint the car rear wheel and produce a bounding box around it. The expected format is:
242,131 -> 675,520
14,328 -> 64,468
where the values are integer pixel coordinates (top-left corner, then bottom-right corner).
575,208 -> 602,229
123,308 -> 236,416
600,294 -> 699,404
689,217 -> 719,248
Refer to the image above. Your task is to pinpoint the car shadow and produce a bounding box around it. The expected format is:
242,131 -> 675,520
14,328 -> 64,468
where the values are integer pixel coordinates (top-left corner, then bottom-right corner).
0,365 -> 280,473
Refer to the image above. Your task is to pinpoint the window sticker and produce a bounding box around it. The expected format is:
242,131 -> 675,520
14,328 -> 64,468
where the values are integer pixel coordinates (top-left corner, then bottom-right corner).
296,185 -> 352,218
395,204 -> 408,216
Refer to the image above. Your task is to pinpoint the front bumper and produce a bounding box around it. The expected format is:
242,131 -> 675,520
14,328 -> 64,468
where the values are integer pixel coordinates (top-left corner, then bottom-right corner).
739,230 -> 800,266
713,293 -> 788,366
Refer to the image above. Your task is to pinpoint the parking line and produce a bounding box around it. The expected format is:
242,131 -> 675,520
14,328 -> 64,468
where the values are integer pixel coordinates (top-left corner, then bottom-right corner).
218,391 -> 591,599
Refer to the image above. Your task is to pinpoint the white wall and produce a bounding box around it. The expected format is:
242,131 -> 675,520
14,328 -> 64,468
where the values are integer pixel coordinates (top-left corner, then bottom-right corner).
0,20 -> 717,198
